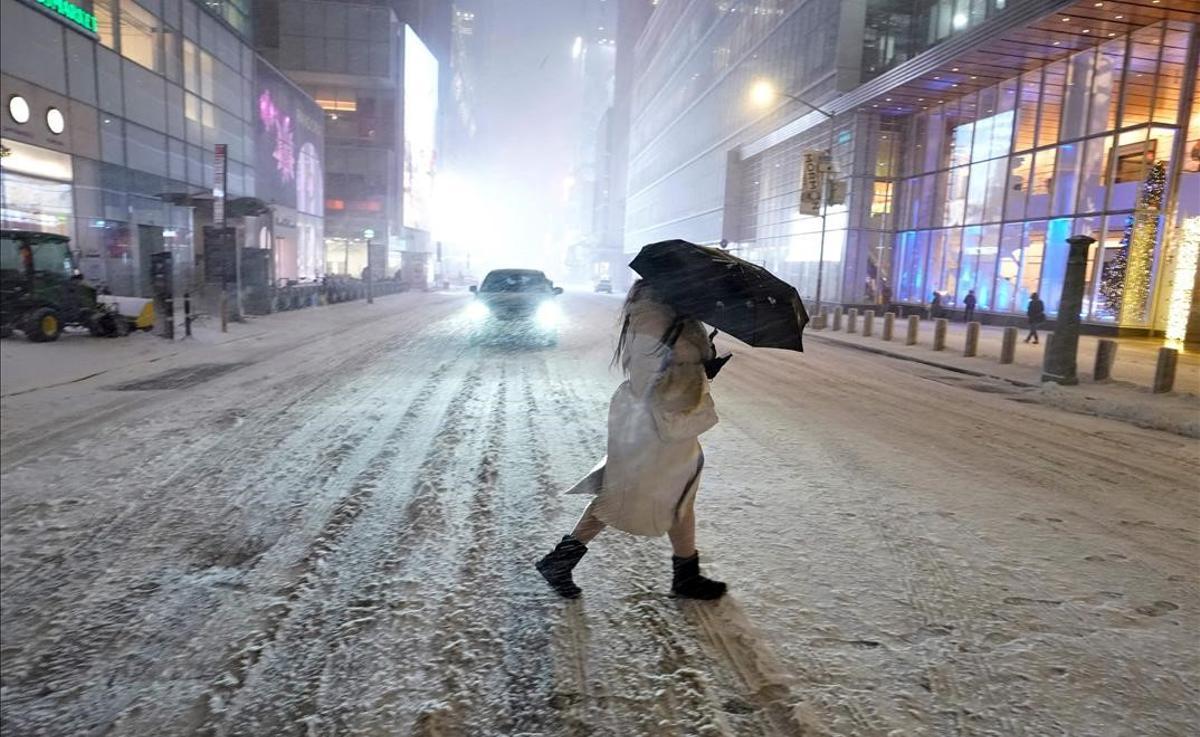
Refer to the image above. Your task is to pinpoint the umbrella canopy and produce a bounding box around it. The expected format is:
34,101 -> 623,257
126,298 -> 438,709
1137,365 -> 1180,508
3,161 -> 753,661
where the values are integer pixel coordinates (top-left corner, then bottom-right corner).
629,239 -> 809,351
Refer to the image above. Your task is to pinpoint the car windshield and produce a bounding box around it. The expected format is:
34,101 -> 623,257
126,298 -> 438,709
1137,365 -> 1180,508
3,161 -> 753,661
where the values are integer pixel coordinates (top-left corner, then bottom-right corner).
480,271 -> 551,293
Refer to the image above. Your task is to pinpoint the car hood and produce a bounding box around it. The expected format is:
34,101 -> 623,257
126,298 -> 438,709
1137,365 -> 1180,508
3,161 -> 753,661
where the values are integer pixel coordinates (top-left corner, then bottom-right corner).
476,292 -> 554,317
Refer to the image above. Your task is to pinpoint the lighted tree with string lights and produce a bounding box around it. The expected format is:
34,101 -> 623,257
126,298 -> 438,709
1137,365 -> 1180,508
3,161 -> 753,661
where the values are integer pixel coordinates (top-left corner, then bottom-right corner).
1098,159 -> 1165,322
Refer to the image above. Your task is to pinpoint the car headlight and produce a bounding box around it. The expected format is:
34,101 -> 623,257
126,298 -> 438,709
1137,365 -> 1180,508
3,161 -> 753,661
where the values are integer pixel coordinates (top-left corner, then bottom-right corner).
535,300 -> 562,328
467,300 -> 491,321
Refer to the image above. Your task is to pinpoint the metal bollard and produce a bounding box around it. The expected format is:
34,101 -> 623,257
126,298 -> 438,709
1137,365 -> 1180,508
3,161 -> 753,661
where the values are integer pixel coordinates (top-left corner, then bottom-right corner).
906,315 -> 920,345
183,292 -> 193,338
1153,347 -> 1178,393
933,318 -> 948,351
882,312 -> 895,341
832,306 -> 843,331
999,326 -> 1018,364
963,321 -> 980,357
847,308 -> 859,334
1094,339 -> 1118,381
862,310 -> 875,337
220,291 -> 228,333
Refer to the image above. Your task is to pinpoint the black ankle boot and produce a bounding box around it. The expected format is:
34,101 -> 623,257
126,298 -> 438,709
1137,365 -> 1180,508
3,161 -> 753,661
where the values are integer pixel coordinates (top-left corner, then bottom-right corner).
536,535 -> 588,598
671,552 -> 727,600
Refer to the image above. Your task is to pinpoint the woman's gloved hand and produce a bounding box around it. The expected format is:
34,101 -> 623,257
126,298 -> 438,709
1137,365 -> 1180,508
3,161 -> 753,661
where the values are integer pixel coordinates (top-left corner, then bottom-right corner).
704,353 -> 732,380
704,329 -> 731,379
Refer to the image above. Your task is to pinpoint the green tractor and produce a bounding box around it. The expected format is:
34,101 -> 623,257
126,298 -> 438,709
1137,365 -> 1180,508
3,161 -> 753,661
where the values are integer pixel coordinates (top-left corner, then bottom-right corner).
0,229 -> 129,342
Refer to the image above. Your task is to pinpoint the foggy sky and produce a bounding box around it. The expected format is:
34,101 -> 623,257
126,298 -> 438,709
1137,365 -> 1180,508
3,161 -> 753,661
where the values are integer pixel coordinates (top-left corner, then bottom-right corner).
451,0 -> 588,276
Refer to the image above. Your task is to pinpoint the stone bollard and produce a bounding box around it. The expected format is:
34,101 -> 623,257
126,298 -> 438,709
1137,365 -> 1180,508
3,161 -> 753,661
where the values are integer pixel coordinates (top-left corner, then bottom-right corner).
812,311 -> 828,330
1093,339 -> 1118,381
1042,235 -> 1095,385
963,321 -> 980,357
847,308 -> 859,333
999,326 -> 1018,364
882,312 -> 895,341
832,307 -> 843,331
1153,347 -> 1178,393
906,315 -> 920,345
933,318 -> 948,351
862,310 -> 875,337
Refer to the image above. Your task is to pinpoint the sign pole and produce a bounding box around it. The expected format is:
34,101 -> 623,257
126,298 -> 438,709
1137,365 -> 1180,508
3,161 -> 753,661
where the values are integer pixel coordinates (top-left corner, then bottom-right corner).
364,228 -> 376,304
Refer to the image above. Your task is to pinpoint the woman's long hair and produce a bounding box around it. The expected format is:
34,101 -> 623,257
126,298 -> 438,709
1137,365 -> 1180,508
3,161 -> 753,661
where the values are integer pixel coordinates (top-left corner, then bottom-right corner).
612,280 -> 652,371
611,280 -> 685,372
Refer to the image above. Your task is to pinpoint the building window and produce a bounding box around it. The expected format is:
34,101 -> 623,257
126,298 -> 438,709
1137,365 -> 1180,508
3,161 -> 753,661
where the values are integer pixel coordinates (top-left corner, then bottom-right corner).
120,0 -> 161,72
94,0 -> 117,50
889,21 -> 1193,325
0,171 -> 74,236
183,40 -> 214,100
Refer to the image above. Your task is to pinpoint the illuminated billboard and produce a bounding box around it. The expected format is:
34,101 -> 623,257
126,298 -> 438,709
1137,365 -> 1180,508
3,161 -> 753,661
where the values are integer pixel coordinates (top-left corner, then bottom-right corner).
255,59 -> 324,216
403,26 -> 438,232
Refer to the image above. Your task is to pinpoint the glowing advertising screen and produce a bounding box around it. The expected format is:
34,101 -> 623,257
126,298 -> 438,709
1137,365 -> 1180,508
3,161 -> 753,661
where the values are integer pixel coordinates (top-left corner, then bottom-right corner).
255,59 -> 324,216
403,26 -> 438,232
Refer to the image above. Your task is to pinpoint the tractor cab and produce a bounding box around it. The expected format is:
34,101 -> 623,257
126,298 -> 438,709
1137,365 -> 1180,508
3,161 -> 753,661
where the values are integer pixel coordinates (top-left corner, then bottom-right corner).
0,229 -> 121,341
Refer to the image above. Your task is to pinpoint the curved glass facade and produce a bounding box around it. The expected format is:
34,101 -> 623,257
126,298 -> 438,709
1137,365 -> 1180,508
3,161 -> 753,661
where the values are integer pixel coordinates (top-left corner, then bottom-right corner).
890,21 -> 1198,325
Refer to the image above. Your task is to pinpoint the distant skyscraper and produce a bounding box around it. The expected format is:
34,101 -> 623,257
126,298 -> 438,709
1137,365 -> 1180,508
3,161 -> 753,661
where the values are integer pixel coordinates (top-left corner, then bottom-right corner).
256,0 -> 442,276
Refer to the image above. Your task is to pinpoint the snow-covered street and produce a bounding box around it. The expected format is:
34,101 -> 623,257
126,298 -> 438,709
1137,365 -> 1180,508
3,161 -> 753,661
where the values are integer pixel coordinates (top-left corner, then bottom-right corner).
1,291 -> 1196,737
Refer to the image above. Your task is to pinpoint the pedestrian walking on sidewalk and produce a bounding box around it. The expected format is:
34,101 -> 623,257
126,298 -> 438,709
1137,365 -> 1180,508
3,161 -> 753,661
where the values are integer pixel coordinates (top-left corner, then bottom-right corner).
1025,292 -> 1046,344
536,281 -> 730,600
963,290 -> 977,322
929,291 -> 943,319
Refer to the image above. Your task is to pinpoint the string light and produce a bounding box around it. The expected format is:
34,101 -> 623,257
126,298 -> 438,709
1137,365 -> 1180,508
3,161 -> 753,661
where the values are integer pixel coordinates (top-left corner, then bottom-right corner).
1165,217 -> 1200,350
1100,161 -> 1166,323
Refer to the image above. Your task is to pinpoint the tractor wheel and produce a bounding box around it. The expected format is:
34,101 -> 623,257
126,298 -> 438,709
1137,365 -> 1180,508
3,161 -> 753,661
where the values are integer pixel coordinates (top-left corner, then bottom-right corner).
25,308 -> 63,342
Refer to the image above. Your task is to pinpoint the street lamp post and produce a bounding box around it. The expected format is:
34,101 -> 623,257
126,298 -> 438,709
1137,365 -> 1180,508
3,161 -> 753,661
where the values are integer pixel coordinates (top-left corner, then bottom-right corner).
364,228 -> 375,304
749,80 -> 838,316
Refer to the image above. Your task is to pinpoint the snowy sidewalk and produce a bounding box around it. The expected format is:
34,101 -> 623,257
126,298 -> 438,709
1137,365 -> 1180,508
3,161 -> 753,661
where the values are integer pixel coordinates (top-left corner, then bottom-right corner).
809,317 -> 1200,438
0,293 -> 427,398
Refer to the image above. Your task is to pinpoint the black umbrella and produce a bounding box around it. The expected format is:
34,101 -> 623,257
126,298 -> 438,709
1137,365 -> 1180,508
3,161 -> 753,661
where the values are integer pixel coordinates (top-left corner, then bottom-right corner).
629,239 -> 809,351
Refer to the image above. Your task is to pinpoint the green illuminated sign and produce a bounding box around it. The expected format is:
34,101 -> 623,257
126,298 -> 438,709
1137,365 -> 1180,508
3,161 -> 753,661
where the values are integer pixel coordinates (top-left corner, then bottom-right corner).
35,0 -> 98,34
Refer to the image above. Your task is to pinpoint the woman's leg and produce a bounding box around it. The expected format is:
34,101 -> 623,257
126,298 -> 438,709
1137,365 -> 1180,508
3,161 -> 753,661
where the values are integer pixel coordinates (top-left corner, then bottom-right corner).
667,503 -> 696,558
667,499 -> 725,599
571,499 -> 607,543
538,500 -> 601,599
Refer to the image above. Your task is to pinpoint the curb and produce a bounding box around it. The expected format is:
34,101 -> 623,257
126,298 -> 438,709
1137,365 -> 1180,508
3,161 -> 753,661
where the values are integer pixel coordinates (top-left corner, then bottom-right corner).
807,332 -> 1040,389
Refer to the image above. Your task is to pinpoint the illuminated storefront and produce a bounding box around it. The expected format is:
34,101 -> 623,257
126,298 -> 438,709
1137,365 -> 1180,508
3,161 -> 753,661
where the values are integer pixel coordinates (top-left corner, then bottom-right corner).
2,0 -> 325,297
255,58 -> 325,282
890,20 -> 1200,327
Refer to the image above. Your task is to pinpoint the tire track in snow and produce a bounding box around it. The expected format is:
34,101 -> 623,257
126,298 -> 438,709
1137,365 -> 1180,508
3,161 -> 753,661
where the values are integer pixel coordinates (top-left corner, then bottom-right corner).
84,355 -> 459,736
517,363 -> 621,737
0,329 -> 405,600
210,364 -> 483,737
405,364 -> 518,736
0,338 -> 426,736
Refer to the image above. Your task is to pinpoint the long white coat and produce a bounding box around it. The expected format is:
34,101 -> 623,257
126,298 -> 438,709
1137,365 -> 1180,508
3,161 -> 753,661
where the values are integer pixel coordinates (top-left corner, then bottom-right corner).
567,297 -> 718,536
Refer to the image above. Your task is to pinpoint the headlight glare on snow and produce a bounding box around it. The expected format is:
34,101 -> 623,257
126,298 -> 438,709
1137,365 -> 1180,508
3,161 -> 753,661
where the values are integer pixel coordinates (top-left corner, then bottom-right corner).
535,300 -> 563,328
467,300 -> 491,321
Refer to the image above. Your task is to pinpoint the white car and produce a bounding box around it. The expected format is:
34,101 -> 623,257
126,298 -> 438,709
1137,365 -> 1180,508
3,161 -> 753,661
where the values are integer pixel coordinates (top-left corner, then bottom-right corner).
468,269 -> 564,345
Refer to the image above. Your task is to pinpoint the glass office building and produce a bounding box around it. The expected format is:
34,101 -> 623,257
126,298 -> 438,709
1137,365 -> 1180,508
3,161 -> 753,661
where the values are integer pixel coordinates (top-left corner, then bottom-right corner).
2,0 -> 255,295
629,0 -> 1199,335
624,0 -> 846,251
1,0 -> 317,296
891,20 -> 1200,327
